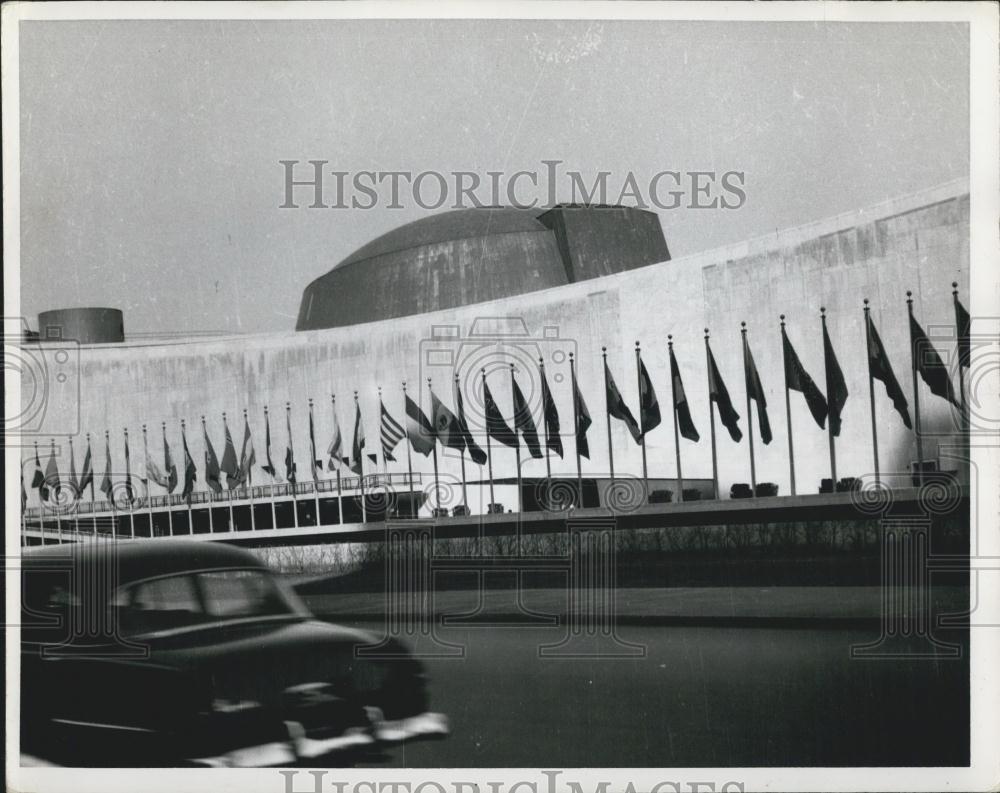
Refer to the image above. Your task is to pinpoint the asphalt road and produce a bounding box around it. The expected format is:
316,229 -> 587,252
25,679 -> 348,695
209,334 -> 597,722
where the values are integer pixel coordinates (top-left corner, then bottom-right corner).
351,621 -> 969,768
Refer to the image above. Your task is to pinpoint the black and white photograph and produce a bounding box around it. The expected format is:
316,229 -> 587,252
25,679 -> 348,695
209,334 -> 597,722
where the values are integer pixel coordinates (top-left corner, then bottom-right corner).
4,2 -> 999,792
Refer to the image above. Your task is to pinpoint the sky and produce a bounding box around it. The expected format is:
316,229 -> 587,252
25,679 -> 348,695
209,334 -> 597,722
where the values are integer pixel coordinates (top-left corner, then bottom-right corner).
18,19 -> 969,335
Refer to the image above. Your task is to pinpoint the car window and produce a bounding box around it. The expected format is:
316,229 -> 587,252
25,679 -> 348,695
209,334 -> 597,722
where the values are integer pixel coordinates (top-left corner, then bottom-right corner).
119,575 -> 205,635
196,570 -> 294,619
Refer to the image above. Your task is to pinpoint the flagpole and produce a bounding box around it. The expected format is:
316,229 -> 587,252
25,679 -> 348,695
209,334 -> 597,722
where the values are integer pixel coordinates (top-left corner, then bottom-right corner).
569,352 -> 583,508
243,408 -> 256,532
906,292 -> 925,487
51,439 -> 62,541
779,316 -> 797,496
667,335 -> 684,502
401,384 -> 416,518
85,432 -> 95,537
482,368 -> 496,511
953,282 -> 967,424
455,374 -> 468,513
180,421 -> 192,531
330,396 -> 344,524
539,358 -> 552,509
162,422 -> 174,536
222,412 -> 236,530
635,342 -> 649,500
200,417 -> 214,533
428,378 -> 442,515
142,424 -> 155,535
862,300 -> 881,486
704,331 -> 720,500
508,365 -> 523,514
264,406 -> 277,530
124,428 -> 135,538
602,347 -> 615,483
308,399 -> 321,526
354,392 -> 366,523
741,322 -> 758,494
106,430 -> 117,539
819,307 -> 838,492
286,402 -> 299,529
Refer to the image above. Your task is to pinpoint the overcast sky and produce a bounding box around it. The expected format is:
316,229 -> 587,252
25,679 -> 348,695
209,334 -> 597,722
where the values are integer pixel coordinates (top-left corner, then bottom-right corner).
18,19 -> 968,335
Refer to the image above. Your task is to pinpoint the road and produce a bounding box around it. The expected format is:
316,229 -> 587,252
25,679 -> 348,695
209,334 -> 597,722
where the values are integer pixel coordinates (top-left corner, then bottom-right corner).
350,621 -> 969,768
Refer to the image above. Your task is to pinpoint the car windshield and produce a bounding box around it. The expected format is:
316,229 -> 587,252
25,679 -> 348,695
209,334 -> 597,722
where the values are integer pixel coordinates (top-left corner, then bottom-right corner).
117,568 -> 301,636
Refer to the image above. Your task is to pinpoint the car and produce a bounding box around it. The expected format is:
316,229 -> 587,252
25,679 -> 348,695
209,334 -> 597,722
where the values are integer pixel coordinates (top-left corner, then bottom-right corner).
19,539 -> 448,767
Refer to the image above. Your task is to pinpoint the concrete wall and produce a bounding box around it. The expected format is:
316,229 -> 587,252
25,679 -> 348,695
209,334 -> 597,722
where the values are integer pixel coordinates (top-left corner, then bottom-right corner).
23,179 -> 970,515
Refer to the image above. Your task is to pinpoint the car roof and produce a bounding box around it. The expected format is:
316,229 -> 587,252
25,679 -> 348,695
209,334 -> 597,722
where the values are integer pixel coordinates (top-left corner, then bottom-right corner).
22,540 -> 268,586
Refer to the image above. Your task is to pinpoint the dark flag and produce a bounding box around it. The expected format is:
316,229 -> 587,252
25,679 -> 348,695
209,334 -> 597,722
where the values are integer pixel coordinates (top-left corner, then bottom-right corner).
405,394 -> 436,456
380,400 -> 405,462
744,343 -> 773,444
308,410 -> 323,480
604,361 -> 642,443
511,372 -> 543,459
163,430 -> 178,493
237,417 -> 256,485
637,354 -> 661,438
483,378 -> 518,448
69,442 -> 80,498
100,438 -> 113,500
284,411 -> 297,484
955,294 -> 971,369
669,348 -> 700,442
181,427 -> 197,503
350,401 -> 365,475
706,344 -> 742,442
866,314 -> 912,428
909,312 -> 960,406
326,406 -> 346,470
261,411 -> 278,478
539,363 -> 563,458
80,438 -> 94,497
430,388 -> 465,452
572,367 -> 592,459
221,419 -> 239,487
822,321 -> 849,437
124,433 -> 135,504
454,379 -> 487,465
203,426 -> 223,493
781,327 -> 828,429
44,442 -> 60,502
31,444 -> 44,489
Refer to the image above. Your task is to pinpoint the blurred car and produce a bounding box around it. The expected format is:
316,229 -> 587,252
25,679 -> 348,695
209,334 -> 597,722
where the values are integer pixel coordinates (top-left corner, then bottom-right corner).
20,540 -> 448,767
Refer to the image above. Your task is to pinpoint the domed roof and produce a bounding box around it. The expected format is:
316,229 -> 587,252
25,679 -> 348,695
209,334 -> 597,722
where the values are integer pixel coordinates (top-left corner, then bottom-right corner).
337,207 -> 548,270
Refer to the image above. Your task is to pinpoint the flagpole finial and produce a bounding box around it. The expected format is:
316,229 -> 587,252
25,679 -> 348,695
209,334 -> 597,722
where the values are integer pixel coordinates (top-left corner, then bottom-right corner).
539,355 -> 544,366
863,298 -> 869,307
741,321 -> 747,330
635,340 -> 640,350
906,290 -> 913,300
820,306 -> 826,316
952,281 -> 959,296
264,404 -> 269,414
568,351 -> 574,360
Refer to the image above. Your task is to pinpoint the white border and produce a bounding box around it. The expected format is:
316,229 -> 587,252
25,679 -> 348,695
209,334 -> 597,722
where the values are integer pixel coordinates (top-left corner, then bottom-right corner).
4,2 -> 998,792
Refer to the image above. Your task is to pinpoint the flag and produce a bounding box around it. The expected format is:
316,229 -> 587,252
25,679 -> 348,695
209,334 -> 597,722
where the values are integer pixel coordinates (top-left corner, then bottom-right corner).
69,442 -> 80,498
866,313 -> 912,429
31,445 -> 44,489
706,343 -> 742,442
80,439 -> 94,497
100,439 -> 113,500
483,378 -> 518,448
181,427 -> 197,503
669,348 -> 700,442
955,295 -> 971,369
405,394 -> 436,456
511,371 -> 543,459
781,327 -> 828,429
380,400 -> 405,462
261,411 -> 278,478
237,417 -> 256,486
284,411 -> 297,484
744,342 -> 773,445
326,405 -> 346,470
455,379 -> 487,465
822,322 -> 849,437
350,401 -> 365,475
572,366 -> 592,459
604,361 -> 642,443
122,434 -> 136,503
203,425 -> 223,493
430,388 -> 465,452
44,443 -> 60,502
163,431 -> 178,493
909,312 -> 959,406
145,456 -> 169,488
221,419 -> 239,487
539,364 -> 563,458
637,355 -> 661,438
308,410 -> 323,481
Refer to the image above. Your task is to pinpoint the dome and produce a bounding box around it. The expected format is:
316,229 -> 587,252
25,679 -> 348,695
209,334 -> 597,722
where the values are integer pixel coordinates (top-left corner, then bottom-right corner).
296,205 -> 670,330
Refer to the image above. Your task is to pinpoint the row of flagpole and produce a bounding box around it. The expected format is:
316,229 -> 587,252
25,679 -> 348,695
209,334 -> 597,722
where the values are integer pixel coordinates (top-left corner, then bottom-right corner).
23,286 -> 971,532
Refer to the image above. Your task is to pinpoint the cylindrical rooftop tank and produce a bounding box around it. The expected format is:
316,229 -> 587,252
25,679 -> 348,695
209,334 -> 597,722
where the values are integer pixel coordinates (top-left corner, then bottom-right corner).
37,308 -> 125,344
